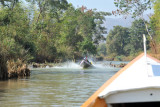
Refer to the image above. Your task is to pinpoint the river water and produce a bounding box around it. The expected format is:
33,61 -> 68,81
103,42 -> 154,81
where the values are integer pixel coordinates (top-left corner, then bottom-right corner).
0,61 -> 126,107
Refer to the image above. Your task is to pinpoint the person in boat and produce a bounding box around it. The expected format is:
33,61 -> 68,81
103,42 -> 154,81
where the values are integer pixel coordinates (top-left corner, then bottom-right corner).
84,56 -> 89,63
85,56 -> 93,67
80,56 -> 89,65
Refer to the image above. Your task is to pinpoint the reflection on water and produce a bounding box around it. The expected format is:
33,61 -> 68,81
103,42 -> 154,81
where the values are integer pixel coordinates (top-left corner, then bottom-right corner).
0,62 -> 121,107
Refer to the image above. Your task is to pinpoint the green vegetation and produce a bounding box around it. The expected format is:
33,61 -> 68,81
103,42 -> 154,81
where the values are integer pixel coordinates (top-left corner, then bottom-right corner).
1,0 -> 160,79
0,0 -> 110,62
105,0 -> 160,61
113,0 -> 154,18
106,26 -> 129,56
106,19 -> 149,61
0,0 -> 110,79
150,0 -> 160,50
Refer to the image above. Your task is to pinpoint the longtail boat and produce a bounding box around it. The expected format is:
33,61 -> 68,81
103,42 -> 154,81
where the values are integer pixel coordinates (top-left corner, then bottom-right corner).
80,60 -> 93,69
82,35 -> 160,107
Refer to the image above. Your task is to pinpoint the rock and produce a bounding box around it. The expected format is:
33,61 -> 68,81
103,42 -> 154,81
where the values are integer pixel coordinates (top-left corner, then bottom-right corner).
119,63 -> 126,68
110,63 -> 127,68
33,63 -> 40,68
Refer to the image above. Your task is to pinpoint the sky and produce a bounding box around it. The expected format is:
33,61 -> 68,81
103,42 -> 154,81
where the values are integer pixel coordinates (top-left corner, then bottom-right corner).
67,0 -> 117,13
67,0 -> 153,19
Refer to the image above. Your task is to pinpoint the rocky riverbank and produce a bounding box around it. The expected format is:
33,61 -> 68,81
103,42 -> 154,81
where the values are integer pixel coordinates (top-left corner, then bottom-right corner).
110,63 -> 127,68
31,63 -> 55,68
30,61 -> 127,69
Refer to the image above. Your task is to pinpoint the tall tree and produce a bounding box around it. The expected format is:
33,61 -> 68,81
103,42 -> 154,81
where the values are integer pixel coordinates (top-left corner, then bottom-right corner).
0,0 -> 19,9
0,3 -> 32,61
114,0 -> 156,53
150,0 -> 160,53
129,19 -> 149,55
25,0 -> 69,23
106,26 -> 130,56
113,0 -> 154,18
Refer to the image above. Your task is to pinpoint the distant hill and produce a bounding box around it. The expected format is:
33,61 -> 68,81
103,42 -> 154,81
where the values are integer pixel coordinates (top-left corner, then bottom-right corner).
104,15 -> 150,34
104,17 -> 134,33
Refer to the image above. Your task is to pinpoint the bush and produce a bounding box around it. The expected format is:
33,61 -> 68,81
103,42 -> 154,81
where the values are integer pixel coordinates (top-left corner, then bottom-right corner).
7,59 -> 30,79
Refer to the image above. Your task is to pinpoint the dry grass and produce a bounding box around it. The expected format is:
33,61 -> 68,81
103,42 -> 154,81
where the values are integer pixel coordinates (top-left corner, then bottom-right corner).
7,59 -> 30,79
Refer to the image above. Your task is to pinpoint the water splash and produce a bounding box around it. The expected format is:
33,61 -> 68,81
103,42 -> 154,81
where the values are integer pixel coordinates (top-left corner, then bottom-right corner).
52,62 -> 82,69
52,61 -> 114,70
31,61 -> 121,74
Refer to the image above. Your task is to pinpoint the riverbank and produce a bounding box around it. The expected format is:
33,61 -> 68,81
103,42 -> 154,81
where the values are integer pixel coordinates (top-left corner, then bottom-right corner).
104,55 -> 136,61
97,52 -> 143,61
7,59 -> 30,79
1,59 -> 126,80
29,60 -> 127,69
30,62 -> 62,68
0,59 -> 30,80
102,51 -> 160,62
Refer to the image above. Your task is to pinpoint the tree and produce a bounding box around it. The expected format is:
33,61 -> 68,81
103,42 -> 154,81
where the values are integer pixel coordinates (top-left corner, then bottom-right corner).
150,0 -> 160,43
0,0 -> 19,9
58,5 -> 111,57
113,0 -> 154,18
0,3 -> 33,61
0,0 -> 111,63
149,0 -> 160,53
106,19 -> 149,58
106,26 -> 130,56
76,7 -> 111,55
97,43 -> 107,56
114,0 -> 157,53
129,19 -> 149,55
25,0 -> 69,23
25,0 -> 69,62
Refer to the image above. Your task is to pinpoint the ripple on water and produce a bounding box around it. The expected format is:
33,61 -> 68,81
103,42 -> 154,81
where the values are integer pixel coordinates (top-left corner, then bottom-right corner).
0,62 -> 120,107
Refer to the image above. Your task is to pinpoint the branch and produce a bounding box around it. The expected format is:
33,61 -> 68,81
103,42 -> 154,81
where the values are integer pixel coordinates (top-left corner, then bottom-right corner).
140,16 -> 153,40
11,0 -> 16,10
36,0 -> 47,23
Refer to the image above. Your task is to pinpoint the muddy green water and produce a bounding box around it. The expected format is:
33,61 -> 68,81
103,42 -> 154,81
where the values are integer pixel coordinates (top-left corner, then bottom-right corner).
0,62 -> 123,107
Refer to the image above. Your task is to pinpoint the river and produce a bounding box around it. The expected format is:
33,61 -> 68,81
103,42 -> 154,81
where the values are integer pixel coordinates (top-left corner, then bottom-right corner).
0,61 -> 127,107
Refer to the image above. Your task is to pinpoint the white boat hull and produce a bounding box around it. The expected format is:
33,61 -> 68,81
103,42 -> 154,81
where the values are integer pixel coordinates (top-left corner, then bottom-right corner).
81,53 -> 160,107
105,87 -> 160,104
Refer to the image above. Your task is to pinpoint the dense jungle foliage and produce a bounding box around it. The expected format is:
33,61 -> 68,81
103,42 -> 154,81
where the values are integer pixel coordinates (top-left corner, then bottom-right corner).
105,19 -> 150,60
104,0 -> 160,61
0,0 -> 160,73
0,0 -> 110,64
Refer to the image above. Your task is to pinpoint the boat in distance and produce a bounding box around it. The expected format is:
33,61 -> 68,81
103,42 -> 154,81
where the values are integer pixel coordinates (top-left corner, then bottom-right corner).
81,53 -> 160,107
80,58 -> 93,69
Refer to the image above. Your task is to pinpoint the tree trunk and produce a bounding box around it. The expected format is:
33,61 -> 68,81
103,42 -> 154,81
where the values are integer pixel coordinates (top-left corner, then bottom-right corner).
0,55 -> 8,80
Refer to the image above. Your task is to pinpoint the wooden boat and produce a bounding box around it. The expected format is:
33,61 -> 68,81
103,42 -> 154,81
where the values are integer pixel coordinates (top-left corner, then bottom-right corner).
81,53 -> 160,107
80,60 -> 92,69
